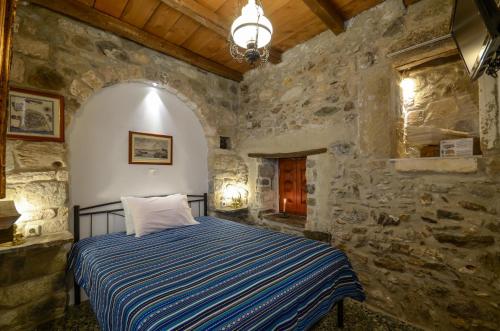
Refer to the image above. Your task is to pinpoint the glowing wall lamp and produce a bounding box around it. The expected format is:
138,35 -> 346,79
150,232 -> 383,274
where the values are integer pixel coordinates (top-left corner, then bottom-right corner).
400,77 -> 416,105
0,200 -> 21,245
221,184 -> 248,209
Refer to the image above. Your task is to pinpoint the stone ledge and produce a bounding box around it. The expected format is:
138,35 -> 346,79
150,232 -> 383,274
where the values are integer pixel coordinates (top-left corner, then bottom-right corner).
392,157 -> 479,173
262,213 -> 307,229
0,231 -> 73,255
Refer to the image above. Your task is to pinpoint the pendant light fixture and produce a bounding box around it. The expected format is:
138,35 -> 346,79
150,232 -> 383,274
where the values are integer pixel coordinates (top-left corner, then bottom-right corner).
229,0 -> 273,66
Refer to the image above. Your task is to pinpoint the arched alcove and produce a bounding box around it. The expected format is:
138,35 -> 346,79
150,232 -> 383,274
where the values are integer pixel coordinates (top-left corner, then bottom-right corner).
68,82 -> 209,208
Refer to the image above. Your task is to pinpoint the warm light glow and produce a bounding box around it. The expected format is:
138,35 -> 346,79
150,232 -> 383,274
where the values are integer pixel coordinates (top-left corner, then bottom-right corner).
231,0 -> 273,49
221,184 -> 248,209
141,87 -> 165,128
15,197 -> 34,214
400,77 -> 416,104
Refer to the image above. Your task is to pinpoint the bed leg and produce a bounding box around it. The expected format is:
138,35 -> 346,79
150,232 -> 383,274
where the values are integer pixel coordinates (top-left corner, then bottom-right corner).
337,299 -> 344,328
74,280 -> 81,305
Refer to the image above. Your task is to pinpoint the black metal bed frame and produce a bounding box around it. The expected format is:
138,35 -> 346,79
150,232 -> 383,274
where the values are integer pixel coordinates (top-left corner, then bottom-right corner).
72,193 -> 208,305
71,192 -> 345,328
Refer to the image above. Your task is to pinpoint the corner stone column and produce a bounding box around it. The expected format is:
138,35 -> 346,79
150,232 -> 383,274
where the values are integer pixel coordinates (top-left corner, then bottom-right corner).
478,75 -> 500,153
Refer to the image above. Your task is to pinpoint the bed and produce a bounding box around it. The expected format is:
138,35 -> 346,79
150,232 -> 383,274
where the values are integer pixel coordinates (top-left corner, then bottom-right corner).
69,194 -> 365,331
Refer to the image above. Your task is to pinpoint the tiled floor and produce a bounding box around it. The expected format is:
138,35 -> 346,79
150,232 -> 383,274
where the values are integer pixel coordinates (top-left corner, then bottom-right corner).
37,299 -> 421,331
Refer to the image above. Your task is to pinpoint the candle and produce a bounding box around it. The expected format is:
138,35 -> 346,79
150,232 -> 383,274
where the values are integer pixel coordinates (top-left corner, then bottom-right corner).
283,198 -> 287,213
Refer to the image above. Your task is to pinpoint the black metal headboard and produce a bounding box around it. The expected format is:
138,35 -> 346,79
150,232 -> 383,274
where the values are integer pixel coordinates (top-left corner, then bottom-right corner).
73,193 -> 208,242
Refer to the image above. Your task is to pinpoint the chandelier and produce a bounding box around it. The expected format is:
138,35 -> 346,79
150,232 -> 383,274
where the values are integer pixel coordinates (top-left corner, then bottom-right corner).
229,0 -> 273,66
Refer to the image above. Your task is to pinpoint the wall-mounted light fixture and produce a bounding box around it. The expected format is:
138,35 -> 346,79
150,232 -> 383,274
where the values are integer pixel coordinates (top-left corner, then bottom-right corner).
0,200 -> 21,245
400,77 -> 416,105
221,184 -> 248,209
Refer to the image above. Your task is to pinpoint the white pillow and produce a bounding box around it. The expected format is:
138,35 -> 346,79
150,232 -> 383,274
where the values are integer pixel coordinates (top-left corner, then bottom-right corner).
126,194 -> 199,237
121,197 -> 135,235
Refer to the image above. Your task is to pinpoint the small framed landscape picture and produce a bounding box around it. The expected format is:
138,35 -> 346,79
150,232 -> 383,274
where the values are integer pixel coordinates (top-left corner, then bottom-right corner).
129,131 -> 173,165
7,87 -> 65,142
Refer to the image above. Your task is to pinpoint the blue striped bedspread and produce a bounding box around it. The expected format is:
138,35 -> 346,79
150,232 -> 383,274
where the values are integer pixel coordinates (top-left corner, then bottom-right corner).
69,216 -> 365,331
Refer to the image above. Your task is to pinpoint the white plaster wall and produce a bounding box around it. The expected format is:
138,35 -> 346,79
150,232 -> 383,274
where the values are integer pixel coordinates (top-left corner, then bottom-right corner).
68,82 -> 208,208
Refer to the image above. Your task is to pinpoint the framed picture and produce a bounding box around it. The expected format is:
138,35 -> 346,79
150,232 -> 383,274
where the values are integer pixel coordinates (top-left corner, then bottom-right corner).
7,87 -> 65,142
129,131 -> 173,165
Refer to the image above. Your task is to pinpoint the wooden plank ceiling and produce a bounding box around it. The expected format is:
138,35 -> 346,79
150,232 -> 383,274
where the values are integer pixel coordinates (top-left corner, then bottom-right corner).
31,0 -> 387,81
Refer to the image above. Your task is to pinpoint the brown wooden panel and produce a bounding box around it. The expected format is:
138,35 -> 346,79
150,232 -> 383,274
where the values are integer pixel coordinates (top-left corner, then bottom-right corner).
144,3 -> 182,37
0,0 -> 17,199
279,159 -> 298,214
214,0 -> 291,25
94,0 -> 128,18
273,19 -> 325,51
196,0 -> 227,11
182,26 -> 221,52
121,0 -> 161,28
302,0 -> 344,34
329,0 -> 383,19
269,1 -> 321,43
164,15 -> 200,45
279,158 -> 307,216
261,0 -> 294,16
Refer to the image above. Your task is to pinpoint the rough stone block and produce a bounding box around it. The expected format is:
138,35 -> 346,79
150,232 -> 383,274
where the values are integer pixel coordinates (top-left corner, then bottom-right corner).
13,37 -> 49,59
17,181 -> 67,210
81,70 -> 104,90
7,171 -> 56,184
70,79 -> 93,102
256,177 -> 271,187
0,273 -> 65,309
13,142 -> 66,169
11,247 -> 65,284
394,157 -> 478,173
436,209 -> 464,220
373,256 -> 405,272
303,230 -> 331,243
257,164 -> 275,178
376,212 -> 400,226
10,57 -> 24,83
433,233 -> 495,248
27,65 -> 66,90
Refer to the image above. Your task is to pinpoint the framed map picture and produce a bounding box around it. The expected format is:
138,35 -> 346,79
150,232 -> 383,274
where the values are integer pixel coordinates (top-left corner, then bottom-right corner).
7,87 -> 65,142
129,131 -> 173,165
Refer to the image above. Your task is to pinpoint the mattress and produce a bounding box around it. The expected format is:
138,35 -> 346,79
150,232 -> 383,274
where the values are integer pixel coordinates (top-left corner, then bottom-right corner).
69,216 -> 365,331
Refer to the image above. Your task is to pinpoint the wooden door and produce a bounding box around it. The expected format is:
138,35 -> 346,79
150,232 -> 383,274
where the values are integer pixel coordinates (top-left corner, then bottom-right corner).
0,0 -> 17,198
279,158 -> 307,216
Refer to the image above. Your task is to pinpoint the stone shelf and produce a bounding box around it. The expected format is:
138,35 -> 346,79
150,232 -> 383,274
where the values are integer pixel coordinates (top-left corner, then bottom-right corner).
391,156 -> 480,173
0,231 -> 73,255
262,213 -> 307,229
213,207 -> 250,224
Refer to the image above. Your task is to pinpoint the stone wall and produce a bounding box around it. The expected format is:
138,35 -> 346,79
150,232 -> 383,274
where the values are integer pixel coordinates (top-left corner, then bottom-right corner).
6,3 -> 244,236
3,1 -> 500,330
236,0 -> 500,330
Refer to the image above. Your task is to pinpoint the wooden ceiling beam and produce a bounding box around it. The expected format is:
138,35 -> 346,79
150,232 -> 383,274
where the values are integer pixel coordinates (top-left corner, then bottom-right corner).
29,0 -> 243,81
160,0 -> 226,37
160,0 -> 282,63
302,0 -> 344,35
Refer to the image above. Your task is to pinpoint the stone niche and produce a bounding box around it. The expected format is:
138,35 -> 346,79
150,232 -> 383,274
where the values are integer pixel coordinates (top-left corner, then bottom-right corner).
395,51 -> 480,158
250,153 -> 321,237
